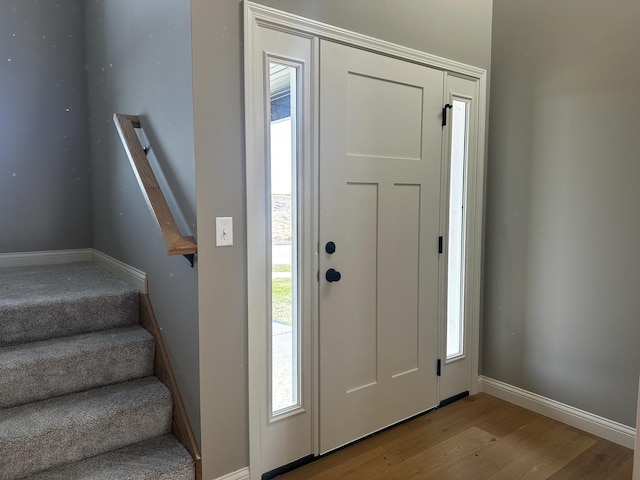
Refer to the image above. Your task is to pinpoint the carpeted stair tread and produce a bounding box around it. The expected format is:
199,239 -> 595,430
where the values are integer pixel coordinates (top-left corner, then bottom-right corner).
0,377 -> 173,479
26,434 -> 194,480
0,262 -> 139,346
0,326 -> 154,408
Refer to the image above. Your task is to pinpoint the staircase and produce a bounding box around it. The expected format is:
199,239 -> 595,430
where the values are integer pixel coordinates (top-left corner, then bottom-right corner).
0,262 -> 195,479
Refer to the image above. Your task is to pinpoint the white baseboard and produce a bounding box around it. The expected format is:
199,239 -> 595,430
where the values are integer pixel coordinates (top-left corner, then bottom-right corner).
0,248 -> 147,293
91,250 -> 147,293
0,248 -> 93,268
478,376 -> 636,449
211,467 -> 250,480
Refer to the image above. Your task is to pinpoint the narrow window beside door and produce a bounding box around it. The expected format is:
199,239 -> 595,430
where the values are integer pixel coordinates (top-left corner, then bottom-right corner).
446,99 -> 469,360
269,62 -> 300,414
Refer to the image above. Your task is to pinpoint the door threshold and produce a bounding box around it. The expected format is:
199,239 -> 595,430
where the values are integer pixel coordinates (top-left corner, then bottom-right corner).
438,391 -> 470,408
261,454 -> 315,480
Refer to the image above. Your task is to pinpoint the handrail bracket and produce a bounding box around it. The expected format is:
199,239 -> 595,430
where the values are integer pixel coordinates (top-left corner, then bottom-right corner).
183,254 -> 195,268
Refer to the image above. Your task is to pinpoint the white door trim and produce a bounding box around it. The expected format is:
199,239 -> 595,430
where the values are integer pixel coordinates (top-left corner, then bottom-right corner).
244,2 -> 487,478
246,2 -> 486,80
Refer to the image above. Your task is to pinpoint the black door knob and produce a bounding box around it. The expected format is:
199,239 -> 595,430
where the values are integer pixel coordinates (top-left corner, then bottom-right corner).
325,241 -> 336,254
325,268 -> 342,283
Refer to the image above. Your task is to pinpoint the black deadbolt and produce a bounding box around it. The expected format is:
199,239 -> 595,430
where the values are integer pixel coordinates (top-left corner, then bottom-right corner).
325,241 -> 336,254
325,268 -> 342,283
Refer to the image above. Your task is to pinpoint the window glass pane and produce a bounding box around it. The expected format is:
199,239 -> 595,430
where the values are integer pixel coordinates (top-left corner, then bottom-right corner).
270,63 -> 299,413
446,100 -> 468,360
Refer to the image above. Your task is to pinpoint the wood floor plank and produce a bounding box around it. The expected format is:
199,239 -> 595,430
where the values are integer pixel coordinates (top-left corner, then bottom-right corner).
376,427 -> 497,480
483,424 -> 595,480
606,457 -> 634,480
546,441 -> 634,480
275,394 -> 633,480
418,416 -> 565,480
280,426 -> 410,480
384,395 -> 508,461
284,447 -> 402,480
474,402 -> 540,438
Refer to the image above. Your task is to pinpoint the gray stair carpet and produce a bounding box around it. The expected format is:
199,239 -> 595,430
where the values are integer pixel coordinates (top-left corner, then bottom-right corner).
0,326 -> 154,408
28,435 -> 194,480
0,262 -> 139,347
0,262 -> 195,479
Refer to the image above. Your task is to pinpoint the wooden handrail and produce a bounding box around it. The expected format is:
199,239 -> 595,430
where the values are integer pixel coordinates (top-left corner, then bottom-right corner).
113,113 -> 197,263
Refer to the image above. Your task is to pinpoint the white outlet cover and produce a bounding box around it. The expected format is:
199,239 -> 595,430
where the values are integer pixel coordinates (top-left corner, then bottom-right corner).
216,217 -> 233,246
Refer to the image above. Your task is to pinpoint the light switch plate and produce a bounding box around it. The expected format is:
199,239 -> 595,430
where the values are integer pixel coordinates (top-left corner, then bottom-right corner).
216,217 -> 233,246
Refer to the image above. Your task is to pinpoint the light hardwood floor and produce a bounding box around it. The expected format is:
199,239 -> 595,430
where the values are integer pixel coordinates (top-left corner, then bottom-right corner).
277,393 -> 633,479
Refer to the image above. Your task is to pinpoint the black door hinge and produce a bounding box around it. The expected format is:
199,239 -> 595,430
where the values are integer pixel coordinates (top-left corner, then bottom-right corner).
437,359 -> 442,376
438,236 -> 443,254
442,103 -> 453,127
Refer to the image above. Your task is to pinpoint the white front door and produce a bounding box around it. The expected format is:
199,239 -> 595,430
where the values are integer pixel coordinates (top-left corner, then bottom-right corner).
318,40 -> 444,453
246,5 -> 487,477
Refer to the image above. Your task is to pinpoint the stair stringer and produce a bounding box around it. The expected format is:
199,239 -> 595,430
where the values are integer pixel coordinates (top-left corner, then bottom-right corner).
139,294 -> 203,480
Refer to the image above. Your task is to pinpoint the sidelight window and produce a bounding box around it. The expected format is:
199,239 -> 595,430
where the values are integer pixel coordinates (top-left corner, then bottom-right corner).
446,99 -> 469,360
269,62 -> 300,414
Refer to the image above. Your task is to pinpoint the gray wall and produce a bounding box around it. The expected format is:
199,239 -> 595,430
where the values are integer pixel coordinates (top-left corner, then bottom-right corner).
0,0 -> 91,253
84,0 -> 200,441
192,1 -> 492,477
484,0 -> 640,427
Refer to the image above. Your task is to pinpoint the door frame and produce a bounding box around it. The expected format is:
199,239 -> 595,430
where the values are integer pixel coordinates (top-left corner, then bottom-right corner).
244,2 -> 487,478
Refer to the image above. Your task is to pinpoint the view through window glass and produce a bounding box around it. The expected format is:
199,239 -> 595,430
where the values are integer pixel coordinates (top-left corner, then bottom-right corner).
446,99 -> 468,360
269,62 -> 299,413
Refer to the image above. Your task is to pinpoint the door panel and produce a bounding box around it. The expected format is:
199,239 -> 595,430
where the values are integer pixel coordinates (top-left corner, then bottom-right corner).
344,182 -> 379,392
319,40 -> 444,453
386,183 -> 421,378
346,74 -> 424,159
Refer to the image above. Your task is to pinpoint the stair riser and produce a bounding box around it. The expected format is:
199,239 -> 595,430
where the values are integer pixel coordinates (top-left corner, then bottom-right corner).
0,329 -> 154,408
0,379 -> 172,479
